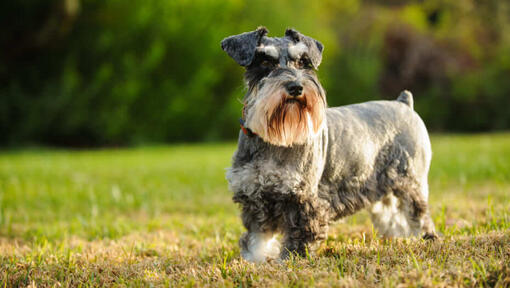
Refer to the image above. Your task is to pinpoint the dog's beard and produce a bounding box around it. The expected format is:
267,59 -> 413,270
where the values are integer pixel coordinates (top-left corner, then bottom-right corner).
245,82 -> 325,147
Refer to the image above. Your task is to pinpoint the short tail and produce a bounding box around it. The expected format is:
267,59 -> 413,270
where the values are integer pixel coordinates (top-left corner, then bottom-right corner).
397,90 -> 414,110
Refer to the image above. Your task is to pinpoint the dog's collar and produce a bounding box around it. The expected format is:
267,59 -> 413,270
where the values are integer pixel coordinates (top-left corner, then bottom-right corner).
239,118 -> 257,137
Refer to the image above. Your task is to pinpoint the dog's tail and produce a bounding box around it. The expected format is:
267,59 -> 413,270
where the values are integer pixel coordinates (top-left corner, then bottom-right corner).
397,90 -> 413,110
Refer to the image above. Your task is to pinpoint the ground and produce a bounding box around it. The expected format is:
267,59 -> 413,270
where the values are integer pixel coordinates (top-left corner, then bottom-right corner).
0,134 -> 509,287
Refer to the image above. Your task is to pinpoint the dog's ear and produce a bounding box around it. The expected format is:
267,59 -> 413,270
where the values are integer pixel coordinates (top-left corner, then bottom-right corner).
285,28 -> 324,69
221,27 -> 269,67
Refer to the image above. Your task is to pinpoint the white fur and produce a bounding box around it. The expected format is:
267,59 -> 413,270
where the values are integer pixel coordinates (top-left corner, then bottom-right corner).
241,232 -> 280,263
257,45 -> 279,59
288,42 -> 308,59
369,193 -> 422,237
421,178 -> 429,200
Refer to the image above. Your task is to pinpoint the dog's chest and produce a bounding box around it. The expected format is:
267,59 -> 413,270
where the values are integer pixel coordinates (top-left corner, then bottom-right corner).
227,134 -> 327,200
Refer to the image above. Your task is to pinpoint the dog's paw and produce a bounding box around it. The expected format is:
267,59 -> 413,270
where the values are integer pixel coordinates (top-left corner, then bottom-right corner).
240,233 -> 280,263
422,232 -> 439,241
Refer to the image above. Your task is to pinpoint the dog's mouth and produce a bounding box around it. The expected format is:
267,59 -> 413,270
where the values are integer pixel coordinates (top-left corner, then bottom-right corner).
285,96 -> 306,105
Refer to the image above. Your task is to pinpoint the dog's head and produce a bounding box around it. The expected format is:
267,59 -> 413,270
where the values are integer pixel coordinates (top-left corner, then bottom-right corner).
222,27 -> 326,147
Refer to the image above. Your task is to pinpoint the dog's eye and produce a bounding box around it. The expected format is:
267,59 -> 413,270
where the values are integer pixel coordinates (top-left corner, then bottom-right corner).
298,57 -> 313,69
261,60 -> 276,68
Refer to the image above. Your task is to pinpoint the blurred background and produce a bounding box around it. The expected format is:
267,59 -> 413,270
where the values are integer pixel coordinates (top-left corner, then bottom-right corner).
1,0 -> 509,147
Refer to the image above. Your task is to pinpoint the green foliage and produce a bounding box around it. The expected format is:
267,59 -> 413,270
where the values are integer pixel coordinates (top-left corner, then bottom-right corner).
1,0 -> 510,146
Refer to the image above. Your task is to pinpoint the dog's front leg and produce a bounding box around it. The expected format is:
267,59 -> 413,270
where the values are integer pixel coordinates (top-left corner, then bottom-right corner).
280,197 -> 329,259
237,204 -> 281,263
239,231 -> 280,263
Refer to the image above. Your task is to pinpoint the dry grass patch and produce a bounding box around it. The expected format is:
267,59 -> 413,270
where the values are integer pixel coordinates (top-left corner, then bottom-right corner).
1,230 -> 509,287
1,135 -> 510,286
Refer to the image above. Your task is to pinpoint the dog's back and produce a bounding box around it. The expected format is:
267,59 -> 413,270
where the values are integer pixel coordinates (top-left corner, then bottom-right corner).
320,91 -> 434,237
324,91 -> 431,176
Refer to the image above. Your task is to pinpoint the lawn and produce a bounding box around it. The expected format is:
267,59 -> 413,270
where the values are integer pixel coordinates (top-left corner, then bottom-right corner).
1,134 -> 509,287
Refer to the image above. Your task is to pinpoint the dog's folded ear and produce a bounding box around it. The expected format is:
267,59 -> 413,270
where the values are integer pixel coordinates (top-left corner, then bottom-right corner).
285,28 -> 324,69
221,27 -> 269,67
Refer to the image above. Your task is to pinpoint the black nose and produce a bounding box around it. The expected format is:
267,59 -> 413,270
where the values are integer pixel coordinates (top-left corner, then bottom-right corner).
285,81 -> 303,97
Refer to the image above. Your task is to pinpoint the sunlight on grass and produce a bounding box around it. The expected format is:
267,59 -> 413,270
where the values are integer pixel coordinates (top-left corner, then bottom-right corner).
0,135 -> 509,286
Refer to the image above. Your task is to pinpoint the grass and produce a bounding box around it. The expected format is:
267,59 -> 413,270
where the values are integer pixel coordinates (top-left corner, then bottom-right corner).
0,134 -> 509,287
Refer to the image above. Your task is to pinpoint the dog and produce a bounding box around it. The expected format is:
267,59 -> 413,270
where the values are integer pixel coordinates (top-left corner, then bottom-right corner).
222,27 -> 438,263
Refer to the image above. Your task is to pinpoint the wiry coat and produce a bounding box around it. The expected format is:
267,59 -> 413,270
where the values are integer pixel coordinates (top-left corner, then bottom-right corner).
223,27 -> 437,262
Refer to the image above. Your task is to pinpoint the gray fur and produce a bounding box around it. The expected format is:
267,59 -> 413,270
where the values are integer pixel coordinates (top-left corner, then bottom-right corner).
223,29 -> 437,262
285,28 -> 324,68
221,27 -> 269,66
397,90 -> 414,109
222,27 -> 323,70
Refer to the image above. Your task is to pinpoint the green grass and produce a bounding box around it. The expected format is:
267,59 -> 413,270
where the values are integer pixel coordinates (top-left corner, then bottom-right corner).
1,134 -> 509,287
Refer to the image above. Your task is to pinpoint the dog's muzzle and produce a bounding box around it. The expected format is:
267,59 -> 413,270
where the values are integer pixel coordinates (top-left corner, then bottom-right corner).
285,81 -> 303,97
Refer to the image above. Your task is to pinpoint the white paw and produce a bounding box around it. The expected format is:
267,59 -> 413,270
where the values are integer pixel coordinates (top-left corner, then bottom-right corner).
241,234 -> 280,263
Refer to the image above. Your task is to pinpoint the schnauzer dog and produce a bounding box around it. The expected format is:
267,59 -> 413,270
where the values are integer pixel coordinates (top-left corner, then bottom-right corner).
222,27 -> 437,262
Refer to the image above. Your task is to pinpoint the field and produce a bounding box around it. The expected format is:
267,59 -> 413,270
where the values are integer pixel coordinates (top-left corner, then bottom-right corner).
1,134 -> 509,287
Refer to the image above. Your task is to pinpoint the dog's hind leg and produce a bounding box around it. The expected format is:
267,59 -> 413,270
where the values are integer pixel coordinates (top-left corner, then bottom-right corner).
399,177 -> 438,239
369,192 -> 413,237
370,140 -> 437,239
369,178 -> 437,239
415,179 -> 438,240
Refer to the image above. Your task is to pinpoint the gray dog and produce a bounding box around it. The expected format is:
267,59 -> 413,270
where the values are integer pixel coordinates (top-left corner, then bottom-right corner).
222,27 -> 437,262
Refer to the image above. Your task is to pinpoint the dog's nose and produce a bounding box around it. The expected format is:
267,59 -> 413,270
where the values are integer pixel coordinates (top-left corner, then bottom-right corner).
285,81 -> 303,97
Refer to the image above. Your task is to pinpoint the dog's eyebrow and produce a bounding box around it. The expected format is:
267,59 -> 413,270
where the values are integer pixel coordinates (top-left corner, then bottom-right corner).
256,45 -> 279,59
288,42 -> 307,59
